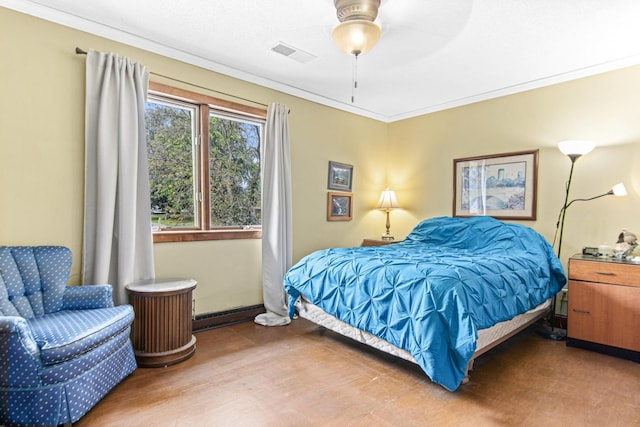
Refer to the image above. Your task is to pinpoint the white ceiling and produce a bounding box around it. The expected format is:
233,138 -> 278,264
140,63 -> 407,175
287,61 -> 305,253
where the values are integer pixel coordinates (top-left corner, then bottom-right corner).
4,0 -> 640,122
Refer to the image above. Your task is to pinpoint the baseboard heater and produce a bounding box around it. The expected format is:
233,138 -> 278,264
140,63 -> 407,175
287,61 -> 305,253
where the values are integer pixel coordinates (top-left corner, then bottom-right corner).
192,304 -> 266,332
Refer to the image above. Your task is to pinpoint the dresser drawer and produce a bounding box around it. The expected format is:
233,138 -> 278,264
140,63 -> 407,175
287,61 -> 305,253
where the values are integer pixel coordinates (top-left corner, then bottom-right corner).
568,279 -> 640,351
569,259 -> 640,287
567,280 -> 606,344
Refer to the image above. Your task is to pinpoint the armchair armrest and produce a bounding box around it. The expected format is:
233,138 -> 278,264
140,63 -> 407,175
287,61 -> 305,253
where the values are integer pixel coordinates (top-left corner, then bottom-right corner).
0,316 -> 39,355
62,284 -> 114,310
0,316 -> 41,387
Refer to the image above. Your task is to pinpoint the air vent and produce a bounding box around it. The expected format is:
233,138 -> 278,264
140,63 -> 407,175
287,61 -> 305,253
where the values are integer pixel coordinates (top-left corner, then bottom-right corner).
271,42 -> 316,64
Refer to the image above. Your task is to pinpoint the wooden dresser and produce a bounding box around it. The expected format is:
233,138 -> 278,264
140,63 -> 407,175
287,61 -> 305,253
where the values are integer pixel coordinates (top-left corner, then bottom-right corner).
567,255 -> 640,361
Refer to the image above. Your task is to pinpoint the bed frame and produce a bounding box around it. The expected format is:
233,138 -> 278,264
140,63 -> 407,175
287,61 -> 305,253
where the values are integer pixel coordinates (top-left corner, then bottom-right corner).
295,297 -> 551,384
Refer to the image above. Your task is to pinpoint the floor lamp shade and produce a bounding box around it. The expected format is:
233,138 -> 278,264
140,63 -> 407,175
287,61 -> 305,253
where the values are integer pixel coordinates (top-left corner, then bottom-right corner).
611,182 -> 627,196
557,140 -> 595,160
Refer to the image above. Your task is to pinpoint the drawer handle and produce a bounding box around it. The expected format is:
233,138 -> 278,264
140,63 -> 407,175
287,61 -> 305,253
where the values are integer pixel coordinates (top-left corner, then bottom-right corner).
595,271 -> 615,276
572,309 -> 591,315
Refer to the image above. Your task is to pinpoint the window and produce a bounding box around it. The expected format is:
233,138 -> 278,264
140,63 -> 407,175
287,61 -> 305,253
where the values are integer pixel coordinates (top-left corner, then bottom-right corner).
146,82 -> 266,242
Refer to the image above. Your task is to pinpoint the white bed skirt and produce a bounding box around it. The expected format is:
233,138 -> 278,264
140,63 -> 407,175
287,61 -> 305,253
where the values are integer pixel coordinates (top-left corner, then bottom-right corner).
295,298 -> 551,365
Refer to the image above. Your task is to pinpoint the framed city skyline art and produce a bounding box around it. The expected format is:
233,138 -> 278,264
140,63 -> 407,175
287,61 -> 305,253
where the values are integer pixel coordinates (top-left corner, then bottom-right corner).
453,150 -> 538,220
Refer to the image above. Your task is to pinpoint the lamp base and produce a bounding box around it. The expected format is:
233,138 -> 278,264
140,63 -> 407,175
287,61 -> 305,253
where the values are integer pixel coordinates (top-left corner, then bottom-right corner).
381,234 -> 395,241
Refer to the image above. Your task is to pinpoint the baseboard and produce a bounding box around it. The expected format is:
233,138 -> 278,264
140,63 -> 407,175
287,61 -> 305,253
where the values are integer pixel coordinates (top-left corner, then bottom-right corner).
567,338 -> 640,363
192,304 -> 265,332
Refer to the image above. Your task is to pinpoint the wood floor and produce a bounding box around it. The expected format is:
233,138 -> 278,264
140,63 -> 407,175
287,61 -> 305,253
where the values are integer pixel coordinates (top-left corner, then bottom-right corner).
77,318 -> 640,427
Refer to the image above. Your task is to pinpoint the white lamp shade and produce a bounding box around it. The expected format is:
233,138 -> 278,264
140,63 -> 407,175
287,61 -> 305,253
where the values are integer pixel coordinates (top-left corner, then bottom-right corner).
377,189 -> 400,210
332,20 -> 381,55
612,182 -> 627,196
557,140 -> 596,157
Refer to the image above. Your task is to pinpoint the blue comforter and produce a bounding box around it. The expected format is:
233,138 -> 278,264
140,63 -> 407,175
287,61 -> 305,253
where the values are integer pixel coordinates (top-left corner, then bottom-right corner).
284,216 -> 565,391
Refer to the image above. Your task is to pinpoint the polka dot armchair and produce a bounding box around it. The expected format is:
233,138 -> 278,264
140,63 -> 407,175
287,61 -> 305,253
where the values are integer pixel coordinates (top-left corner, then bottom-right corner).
0,246 -> 137,426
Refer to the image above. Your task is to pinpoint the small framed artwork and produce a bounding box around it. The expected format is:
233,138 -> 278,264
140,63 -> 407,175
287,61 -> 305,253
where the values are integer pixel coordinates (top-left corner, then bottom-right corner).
327,192 -> 353,221
327,161 -> 353,191
453,149 -> 538,220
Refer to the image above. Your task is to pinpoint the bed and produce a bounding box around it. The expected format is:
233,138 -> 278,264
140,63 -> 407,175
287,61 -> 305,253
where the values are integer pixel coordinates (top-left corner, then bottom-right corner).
284,216 -> 566,391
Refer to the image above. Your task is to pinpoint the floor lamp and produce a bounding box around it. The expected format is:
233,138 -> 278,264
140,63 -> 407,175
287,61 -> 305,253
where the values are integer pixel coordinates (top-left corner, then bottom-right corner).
541,141 -> 628,340
554,141 -> 628,259
539,140 -> 595,340
554,140 -> 596,259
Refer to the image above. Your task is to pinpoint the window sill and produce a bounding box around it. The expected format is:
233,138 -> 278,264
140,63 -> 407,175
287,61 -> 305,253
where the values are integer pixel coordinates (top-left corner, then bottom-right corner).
152,229 -> 261,243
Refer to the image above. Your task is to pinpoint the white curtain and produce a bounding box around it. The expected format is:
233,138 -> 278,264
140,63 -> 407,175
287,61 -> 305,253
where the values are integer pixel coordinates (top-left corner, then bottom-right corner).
82,51 -> 155,305
254,103 -> 292,326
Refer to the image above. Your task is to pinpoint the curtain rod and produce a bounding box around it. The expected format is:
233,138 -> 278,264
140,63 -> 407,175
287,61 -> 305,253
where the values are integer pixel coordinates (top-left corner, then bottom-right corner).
75,47 -> 269,109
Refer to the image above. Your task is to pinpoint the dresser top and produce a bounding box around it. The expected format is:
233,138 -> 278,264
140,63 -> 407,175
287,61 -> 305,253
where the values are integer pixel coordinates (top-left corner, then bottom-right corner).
570,254 -> 640,266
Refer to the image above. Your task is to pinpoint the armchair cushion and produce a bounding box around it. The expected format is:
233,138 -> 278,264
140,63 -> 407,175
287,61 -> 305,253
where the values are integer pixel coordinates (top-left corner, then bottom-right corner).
29,305 -> 134,366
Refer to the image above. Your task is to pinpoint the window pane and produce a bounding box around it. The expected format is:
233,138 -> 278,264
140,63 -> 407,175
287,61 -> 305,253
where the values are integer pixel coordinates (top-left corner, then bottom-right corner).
146,99 -> 198,229
208,114 -> 262,228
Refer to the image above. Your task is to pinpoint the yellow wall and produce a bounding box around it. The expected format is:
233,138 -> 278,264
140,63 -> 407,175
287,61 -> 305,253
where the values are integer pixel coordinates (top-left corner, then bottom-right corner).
388,67 -> 640,267
2,7 -> 639,314
0,8 -> 387,314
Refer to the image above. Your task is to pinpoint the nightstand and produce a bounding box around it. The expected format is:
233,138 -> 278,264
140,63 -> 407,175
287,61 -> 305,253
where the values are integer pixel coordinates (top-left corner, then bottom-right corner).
361,239 -> 397,247
566,255 -> 640,362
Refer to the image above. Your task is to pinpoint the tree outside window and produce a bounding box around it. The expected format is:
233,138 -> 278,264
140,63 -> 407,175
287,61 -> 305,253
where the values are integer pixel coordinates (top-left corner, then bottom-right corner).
145,82 -> 265,242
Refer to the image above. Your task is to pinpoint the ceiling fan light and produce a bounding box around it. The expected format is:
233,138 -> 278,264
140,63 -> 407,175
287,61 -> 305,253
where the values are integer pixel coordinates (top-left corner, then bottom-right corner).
332,19 -> 381,55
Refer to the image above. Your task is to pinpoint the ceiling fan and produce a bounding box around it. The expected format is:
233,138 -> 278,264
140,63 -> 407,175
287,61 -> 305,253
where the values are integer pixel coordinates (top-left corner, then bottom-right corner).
331,0 -> 382,103
332,0 -> 382,56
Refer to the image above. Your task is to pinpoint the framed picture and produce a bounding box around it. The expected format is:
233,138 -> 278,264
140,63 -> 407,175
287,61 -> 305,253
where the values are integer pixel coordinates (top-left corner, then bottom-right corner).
453,149 -> 538,220
327,192 -> 353,221
327,161 -> 353,191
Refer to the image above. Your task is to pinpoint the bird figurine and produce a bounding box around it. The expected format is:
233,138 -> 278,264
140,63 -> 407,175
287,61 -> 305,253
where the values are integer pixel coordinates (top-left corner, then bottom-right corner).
618,228 -> 637,245
616,228 -> 638,258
